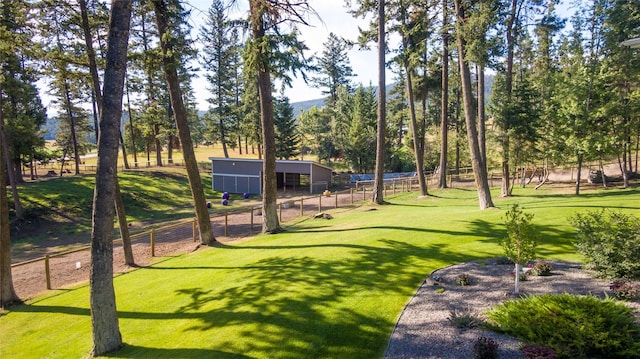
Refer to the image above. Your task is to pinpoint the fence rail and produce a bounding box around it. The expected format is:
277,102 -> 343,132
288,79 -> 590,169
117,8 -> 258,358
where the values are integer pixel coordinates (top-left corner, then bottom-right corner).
11,178 -> 419,299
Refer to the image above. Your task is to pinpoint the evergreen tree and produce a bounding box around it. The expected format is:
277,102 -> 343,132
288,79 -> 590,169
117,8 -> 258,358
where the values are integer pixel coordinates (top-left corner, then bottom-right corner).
199,0 -> 242,158
274,88 -> 299,159
312,32 -> 354,106
1,0 -> 46,185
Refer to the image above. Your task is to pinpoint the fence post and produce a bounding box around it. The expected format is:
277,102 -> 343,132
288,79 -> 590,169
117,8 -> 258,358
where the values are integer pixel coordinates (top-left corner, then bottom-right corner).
279,203 -> 282,222
363,187 -> 366,201
45,255 -> 51,290
335,192 -> 338,208
318,194 -> 322,212
384,183 -> 387,197
350,188 -> 354,204
224,213 -> 228,237
150,229 -> 156,257
250,207 -> 254,231
192,219 -> 197,242
393,179 -> 396,195
300,197 -> 304,216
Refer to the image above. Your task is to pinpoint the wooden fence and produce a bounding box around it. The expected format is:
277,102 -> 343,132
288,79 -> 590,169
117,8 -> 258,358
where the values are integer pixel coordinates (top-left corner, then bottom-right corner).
10,177 -> 419,298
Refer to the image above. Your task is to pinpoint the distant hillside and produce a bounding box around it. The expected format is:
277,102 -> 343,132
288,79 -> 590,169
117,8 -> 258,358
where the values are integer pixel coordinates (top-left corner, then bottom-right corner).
291,97 -> 326,117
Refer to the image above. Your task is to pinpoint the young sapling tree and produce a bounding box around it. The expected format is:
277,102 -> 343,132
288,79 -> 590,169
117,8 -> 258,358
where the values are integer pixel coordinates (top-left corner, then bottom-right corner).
501,203 -> 538,294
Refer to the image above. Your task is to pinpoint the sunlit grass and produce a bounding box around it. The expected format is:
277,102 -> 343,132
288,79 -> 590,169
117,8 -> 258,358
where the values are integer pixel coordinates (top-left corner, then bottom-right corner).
2,185 -> 639,358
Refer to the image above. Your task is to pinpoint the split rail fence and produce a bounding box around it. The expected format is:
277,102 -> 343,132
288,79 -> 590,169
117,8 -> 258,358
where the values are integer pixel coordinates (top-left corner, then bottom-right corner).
11,177 -> 420,299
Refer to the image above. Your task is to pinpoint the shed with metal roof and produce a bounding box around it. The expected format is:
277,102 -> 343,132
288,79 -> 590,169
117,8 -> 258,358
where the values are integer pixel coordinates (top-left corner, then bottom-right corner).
209,157 -> 333,195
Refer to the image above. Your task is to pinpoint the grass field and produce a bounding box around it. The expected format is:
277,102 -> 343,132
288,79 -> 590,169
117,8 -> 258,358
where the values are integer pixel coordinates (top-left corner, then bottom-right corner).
2,184 -> 639,358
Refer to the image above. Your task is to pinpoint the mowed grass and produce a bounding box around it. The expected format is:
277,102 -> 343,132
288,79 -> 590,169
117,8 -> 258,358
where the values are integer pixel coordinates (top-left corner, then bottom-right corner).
2,185 -> 639,358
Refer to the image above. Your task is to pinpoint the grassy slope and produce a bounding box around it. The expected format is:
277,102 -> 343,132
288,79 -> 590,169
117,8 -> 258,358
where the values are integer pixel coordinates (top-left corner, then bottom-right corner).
2,185 -> 639,358
11,171 -> 261,256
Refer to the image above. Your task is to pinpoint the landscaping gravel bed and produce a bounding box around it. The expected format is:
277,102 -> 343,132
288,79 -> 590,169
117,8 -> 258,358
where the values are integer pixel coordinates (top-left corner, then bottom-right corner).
384,260 -> 640,359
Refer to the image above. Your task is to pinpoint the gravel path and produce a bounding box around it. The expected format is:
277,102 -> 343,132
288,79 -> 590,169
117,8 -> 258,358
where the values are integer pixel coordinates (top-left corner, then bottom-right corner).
384,260 -> 640,359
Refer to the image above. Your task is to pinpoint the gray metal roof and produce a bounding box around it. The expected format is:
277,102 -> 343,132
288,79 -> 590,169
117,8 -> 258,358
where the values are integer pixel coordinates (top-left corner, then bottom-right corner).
209,157 -> 333,172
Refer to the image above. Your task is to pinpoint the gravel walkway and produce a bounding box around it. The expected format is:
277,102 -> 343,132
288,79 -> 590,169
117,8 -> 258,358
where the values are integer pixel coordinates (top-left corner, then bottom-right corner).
384,260 -> 640,359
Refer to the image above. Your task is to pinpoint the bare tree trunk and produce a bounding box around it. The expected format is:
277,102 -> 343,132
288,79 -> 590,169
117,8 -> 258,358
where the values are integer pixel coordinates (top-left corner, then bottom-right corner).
439,1 -> 449,189
477,65 -> 487,169
372,0 -> 386,205
249,0 -> 282,233
154,124 -> 162,166
79,0 -> 133,265
400,0 -> 427,196
153,0 -> 216,244
0,112 -> 23,220
89,0 -> 133,353
125,81 -> 138,168
0,87 -> 19,308
454,0 -> 494,209
575,153 -> 583,196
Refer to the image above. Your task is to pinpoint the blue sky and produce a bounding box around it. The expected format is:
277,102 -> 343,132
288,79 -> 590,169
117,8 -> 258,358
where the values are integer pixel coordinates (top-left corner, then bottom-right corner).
187,0 -> 384,109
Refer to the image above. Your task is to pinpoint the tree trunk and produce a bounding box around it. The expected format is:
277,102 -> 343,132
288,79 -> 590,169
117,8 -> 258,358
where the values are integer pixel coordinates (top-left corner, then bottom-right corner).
1,115 -> 23,220
372,0 -> 386,205
119,131 -> 129,170
220,119 -> 229,158
400,1 -> 427,196
500,0 -> 519,198
454,0 -> 494,210
90,0 -> 133,353
80,0 -> 134,265
125,81 -> 138,168
575,153 -> 583,196
249,0 -> 282,233
477,65 -> 487,169
153,0 -> 216,244
154,124 -> 162,166
0,88 -> 19,308
438,3 -> 449,189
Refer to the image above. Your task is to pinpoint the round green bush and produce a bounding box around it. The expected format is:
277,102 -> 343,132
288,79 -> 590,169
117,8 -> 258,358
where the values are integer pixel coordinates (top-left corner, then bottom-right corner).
486,293 -> 640,358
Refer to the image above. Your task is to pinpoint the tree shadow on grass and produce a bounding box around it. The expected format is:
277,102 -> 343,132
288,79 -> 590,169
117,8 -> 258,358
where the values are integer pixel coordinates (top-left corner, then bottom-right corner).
7,226 -> 493,358
101,344 -> 253,359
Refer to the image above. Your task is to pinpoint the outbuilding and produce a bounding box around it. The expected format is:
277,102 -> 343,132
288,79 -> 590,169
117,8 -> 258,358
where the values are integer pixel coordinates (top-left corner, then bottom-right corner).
209,157 -> 333,195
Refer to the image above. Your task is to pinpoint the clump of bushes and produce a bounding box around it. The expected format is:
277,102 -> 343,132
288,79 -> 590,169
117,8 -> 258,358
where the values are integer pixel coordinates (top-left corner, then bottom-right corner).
486,293 -> 640,358
570,210 -> 640,279
473,336 -> 499,359
521,344 -> 558,359
609,280 -> 639,301
530,261 -> 553,276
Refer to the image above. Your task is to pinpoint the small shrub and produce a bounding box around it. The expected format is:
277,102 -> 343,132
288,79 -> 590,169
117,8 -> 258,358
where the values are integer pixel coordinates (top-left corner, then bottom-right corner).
609,280 -> 639,301
511,270 -> 528,281
473,336 -> 499,359
570,210 -> 640,279
447,308 -> 483,329
456,273 -> 472,286
486,293 -> 640,358
530,261 -> 553,276
496,256 -> 514,265
521,344 -> 558,359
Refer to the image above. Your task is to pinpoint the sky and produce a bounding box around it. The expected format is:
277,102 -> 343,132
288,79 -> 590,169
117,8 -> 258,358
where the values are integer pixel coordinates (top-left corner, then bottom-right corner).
185,0 -> 385,109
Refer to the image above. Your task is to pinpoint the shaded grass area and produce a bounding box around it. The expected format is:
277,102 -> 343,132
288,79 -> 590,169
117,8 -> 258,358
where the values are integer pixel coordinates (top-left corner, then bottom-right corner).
2,186 -> 639,358
10,171 -> 251,255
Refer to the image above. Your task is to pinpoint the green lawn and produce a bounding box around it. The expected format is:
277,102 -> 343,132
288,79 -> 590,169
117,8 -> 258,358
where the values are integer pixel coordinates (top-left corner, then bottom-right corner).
2,185 -> 639,358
